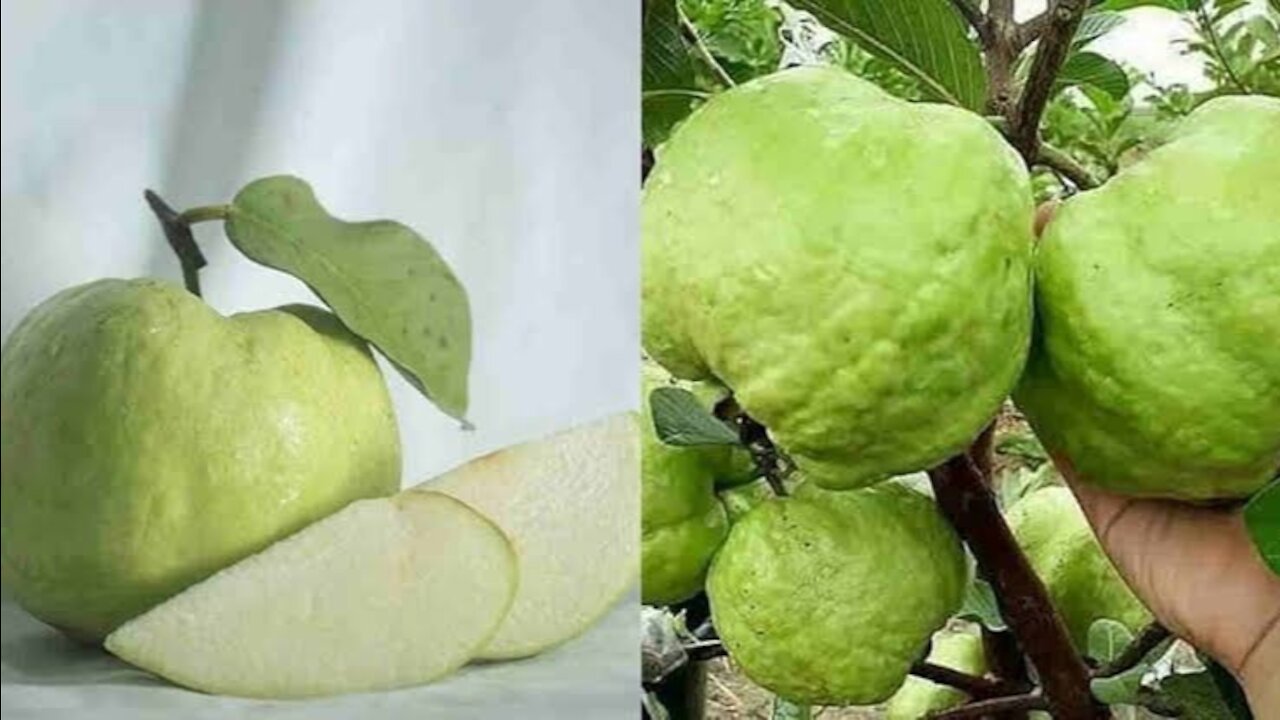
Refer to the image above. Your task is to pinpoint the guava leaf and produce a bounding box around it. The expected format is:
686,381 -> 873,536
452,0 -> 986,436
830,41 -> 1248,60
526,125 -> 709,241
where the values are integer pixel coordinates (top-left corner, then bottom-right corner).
771,697 -> 811,720
1073,11 -> 1127,49
1244,479 -> 1280,575
995,431 -> 1049,466
790,0 -> 987,110
957,578 -> 1007,631
644,0 -> 710,148
650,387 -> 741,446
1088,618 -> 1134,663
225,176 -> 471,420
1091,663 -> 1146,705
1055,51 -> 1131,100
1097,0 -> 1187,10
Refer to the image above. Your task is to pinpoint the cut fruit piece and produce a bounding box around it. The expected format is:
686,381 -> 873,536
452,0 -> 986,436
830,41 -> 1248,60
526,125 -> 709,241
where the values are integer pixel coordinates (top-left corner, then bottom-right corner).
104,491 -> 516,698
423,412 -> 639,659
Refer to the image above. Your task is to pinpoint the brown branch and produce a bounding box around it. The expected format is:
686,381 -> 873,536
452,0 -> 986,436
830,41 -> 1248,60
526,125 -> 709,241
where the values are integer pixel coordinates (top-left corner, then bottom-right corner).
983,0 -> 1021,118
1015,11 -> 1051,50
929,692 -> 1048,719
686,639 -> 728,662
1094,622 -> 1170,678
910,661 -> 1026,700
1009,0 -> 1090,160
1035,142 -> 1101,190
949,0 -> 991,47
928,453 -> 1103,719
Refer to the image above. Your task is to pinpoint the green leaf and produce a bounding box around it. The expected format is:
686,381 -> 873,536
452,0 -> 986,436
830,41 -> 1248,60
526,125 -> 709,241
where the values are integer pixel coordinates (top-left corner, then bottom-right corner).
771,697 -> 812,720
1074,11 -> 1127,48
644,0 -> 705,147
1244,479 -> 1280,576
1098,0 -> 1187,10
1056,51 -> 1131,99
650,387 -> 742,446
789,0 -> 987,110
994,431 -> 1049,465
224,176 -> 471,419
1091,663 -> 1147,705
1140,667 -> 1246,719
1088,618 -> 1134,663
957,578 -> 1007,631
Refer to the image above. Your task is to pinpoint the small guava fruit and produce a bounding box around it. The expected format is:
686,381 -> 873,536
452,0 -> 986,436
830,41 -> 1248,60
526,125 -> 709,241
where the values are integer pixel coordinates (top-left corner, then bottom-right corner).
1015,96 -> 1280,500
884,631 -> 987,720
0,278 -> 400,642
642,362 -> 731,606
643,66 -> 1034,490
1005,487 -> 1150,649
707,481 -> 968,705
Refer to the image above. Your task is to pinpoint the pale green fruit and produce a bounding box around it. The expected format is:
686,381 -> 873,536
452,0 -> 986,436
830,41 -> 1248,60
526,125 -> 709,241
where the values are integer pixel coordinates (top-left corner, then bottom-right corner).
885,631 -> 987,720
707,481 -> 967,705
1,278 -> 400,642
642,362 -> 730,605
105,491 -> 515,698
719,478 -> 775,523
644,66 -> 1034,490
1006,487 -> 1150,649
1016,96 -> 1280,500
427,413 -> 638,659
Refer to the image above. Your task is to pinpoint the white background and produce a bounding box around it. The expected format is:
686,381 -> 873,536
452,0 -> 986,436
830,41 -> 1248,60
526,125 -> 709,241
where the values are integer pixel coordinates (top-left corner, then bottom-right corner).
1,1 -> 639,717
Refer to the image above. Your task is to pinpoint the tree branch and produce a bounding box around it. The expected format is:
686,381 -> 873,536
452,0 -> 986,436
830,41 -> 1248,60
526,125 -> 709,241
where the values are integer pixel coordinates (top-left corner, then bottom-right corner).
144,190 -> 208,297
928,453 -> 1103,719
1035,142 -> 1101,190
929,692 -> 1048,719
910,661 -> 1026,700
1010,0 -> 1090,160
1015,11 -> 1052,50
949,0 -> 991,47
1094,622 -> 1170,678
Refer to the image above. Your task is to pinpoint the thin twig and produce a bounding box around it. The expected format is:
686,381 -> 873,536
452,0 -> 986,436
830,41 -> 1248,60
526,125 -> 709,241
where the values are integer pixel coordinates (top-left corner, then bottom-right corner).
929,692 -> 1049,719
686,639 -> 729,662
1094,622 -> 1170,678
949,0 -> 991,46
144,190 -> 208,297
1035,142 -> 1101,190
1015,11 -> 1051,50
678,4 -> 735,89
910,661 -> 1026,699
1193,2 -> 1250,94
1010,0 -> 1090,160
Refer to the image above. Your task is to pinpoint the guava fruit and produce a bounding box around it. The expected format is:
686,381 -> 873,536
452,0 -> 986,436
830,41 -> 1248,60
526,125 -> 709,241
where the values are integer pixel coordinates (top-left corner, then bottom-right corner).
642,363 -> 730,606
884,631 -> 987,720
1005,487 -> 1150,649
1015,96 -> 1280,500
1,278 -> 401,641
707,481 -> 967,705
105,491 -> 514,698
643,66 -> 1034,490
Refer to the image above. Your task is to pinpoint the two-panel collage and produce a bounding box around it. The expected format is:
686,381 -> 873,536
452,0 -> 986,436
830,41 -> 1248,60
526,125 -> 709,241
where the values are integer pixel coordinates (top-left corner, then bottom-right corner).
1,1 -> 1277,719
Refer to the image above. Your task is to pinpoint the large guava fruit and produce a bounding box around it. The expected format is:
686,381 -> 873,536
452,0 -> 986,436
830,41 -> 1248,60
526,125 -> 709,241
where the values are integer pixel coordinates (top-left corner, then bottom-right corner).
706,480 -> 967,705
1016,96 -> 1280,500
643,66 -> 1035,490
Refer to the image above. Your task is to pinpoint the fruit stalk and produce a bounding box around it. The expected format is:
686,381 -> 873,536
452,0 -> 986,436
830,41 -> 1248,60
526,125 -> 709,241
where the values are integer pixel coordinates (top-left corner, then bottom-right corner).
908,660 -> 1023,700
930,691 -> 1048,719
928,452 -> 1104,719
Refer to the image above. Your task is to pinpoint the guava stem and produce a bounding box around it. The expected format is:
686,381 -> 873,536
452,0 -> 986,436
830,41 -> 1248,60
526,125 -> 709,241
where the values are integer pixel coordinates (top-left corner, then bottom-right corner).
909,661 -> 1026,700
930,691 -> 1048,719
1035,143 -> 1100,191
1093,622 -> 1170,679
144,190 -> 208,297
177,204 -> 231,225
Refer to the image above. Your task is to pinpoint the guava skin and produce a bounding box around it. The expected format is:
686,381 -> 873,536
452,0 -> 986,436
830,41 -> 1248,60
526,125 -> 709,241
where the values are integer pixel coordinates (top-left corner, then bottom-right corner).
641,362 -> 731,606
885,631 -> 986,720
1005,487 -> 1150,649
644,66 -> 1035,490
1,279 -> 401,641
1016,96 -> 1280,500
707,482 -> 967,705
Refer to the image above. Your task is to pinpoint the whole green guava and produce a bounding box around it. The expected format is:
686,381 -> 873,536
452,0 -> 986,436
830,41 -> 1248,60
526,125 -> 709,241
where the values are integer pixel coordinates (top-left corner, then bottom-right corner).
884,631 -> 987,720
643,66 -> 1034,490
642,362 -> 730,606
1005,487 -> 1150,649
707,481 -> 967,705
1015,96 -> 1280,500
1,279 -> 401,641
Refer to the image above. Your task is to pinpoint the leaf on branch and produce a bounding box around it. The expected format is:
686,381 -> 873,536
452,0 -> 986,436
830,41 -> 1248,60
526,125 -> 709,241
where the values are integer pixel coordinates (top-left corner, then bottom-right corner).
1088,618 -> 1135,663
1097,0 -> 1188,11
224,176 -> 471,420
1244,479 -> 1280,575
789,0 -> 987,110
771,697 -> 812,720
650,386 -> 742,447
1073,11 -> 1127,49
956,578 -> 1007,631
644,0 -> 707,148
1055,51 -> 1132,99
1091,663 -> 1147,705
1138,665 -> 1248,719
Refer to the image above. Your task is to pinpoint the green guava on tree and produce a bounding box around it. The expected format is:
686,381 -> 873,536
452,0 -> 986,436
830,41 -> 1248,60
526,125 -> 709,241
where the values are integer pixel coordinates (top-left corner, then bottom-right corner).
643,65 -> 1035,490
707,481 -> 967,705
642,362 -> 730,606
1016,96 -> 1280,500
1,278 -> 401,642
884,630 -> 987,720
1005,486 -> 1150,649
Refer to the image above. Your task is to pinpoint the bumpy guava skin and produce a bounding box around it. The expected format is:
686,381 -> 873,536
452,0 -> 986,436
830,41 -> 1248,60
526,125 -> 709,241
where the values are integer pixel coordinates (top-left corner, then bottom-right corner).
1016,96 -> 1280,500
1005,487 -> 1150,649
1,279 -> 401,641
644,66 -> 1034,489
707,481 -> 967,705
